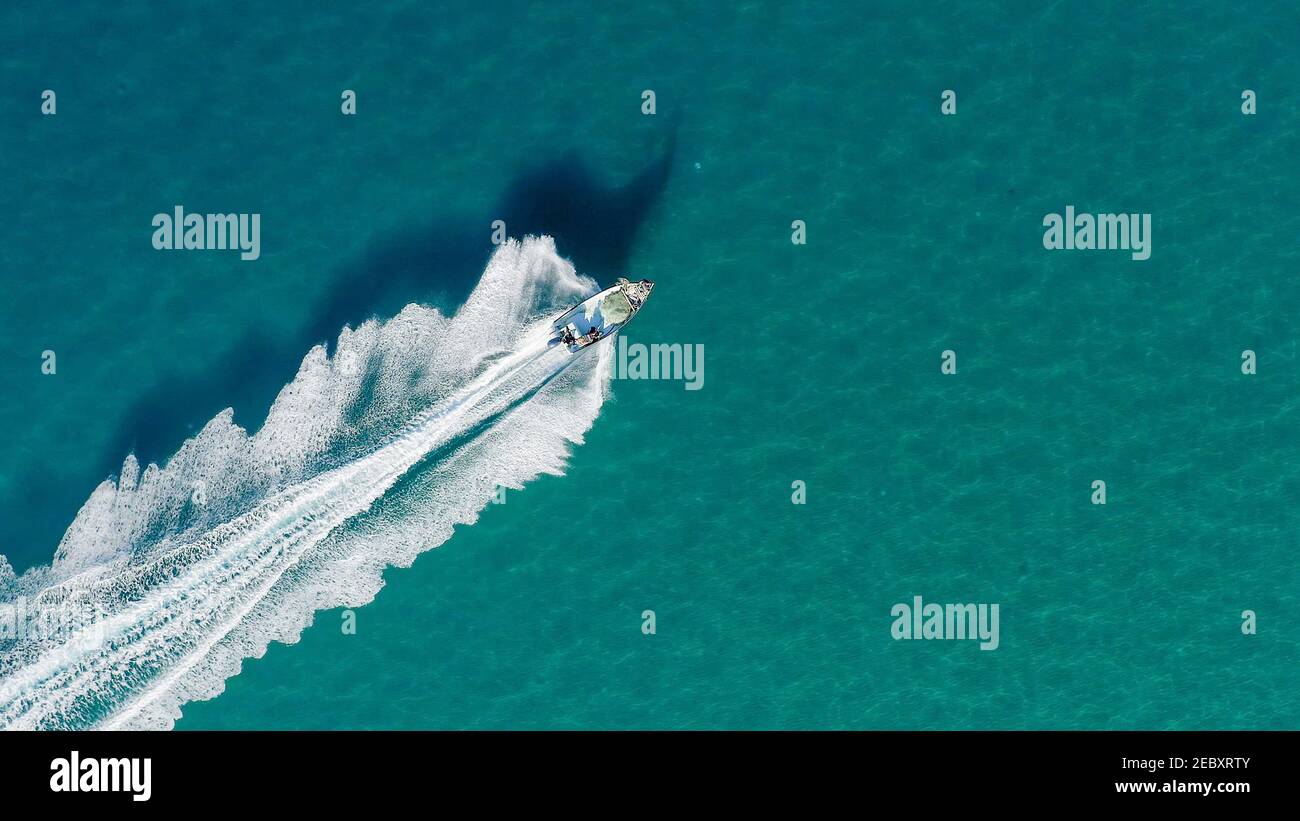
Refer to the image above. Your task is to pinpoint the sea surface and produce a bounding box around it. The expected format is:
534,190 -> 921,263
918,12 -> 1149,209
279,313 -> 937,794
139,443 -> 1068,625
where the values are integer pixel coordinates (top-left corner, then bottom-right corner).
1,0 -> 1299,728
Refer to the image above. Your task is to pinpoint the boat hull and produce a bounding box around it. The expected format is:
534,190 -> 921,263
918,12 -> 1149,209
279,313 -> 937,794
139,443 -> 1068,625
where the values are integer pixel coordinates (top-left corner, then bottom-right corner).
551,279 -> 654,352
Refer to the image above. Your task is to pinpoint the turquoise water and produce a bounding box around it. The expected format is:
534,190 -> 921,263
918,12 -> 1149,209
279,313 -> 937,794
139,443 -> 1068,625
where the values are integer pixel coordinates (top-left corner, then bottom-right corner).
2,1 -> 1299,728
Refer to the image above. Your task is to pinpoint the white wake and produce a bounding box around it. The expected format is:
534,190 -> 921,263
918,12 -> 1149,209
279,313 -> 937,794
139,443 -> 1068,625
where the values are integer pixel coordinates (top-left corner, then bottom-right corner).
0,236 -> 611,729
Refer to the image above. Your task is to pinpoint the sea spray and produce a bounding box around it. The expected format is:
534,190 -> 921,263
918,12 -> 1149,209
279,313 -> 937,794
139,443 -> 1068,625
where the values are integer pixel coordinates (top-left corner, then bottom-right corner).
0,236 -> 612,729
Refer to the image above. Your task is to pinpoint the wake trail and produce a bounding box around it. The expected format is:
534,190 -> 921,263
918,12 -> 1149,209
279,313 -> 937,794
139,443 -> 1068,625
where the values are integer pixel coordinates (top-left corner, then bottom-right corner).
95,341 -> 564,729
0,236 -> 610,730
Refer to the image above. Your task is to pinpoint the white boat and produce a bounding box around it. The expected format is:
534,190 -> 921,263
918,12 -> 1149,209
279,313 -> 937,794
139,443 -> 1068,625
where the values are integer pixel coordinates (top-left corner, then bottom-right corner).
551,277 -> 654,352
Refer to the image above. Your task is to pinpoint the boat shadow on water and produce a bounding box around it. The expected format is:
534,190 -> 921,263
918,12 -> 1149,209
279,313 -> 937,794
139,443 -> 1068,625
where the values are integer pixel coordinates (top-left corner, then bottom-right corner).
2,128 -> 676,574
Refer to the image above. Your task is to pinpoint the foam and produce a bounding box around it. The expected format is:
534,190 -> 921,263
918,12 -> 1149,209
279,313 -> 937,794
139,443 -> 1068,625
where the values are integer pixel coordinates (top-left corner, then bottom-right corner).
0,236 -> 609,730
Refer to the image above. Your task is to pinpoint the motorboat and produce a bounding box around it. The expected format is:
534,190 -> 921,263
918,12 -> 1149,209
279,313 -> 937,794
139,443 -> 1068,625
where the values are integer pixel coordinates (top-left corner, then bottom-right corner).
551,278 -> 654,352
